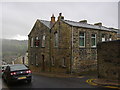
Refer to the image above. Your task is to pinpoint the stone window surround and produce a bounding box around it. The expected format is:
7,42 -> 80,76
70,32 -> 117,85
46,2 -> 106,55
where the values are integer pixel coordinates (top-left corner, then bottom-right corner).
41,34 -> 46,48
79,32 -> 85,48
54,32 -> 59,47
35,36 -> 39,47
91,34 -> 96,48
30,37 -> 34,47
62,57 -> 66,67
51,56 -> 55,66
101,34 -> 106,42
109,34 -> 112,41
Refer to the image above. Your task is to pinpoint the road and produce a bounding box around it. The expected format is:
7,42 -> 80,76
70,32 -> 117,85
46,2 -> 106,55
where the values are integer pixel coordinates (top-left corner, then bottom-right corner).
1,74 -> 102,89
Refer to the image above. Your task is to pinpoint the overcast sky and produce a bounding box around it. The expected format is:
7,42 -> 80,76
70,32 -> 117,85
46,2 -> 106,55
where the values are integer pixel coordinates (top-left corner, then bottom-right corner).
1,2 -> 119,40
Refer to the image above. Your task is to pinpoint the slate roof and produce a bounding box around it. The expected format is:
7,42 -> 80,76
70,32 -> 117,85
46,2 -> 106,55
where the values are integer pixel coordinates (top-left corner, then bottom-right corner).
62,20 -> 118,32
38,19 -> 118,32
39,20 -> 51,29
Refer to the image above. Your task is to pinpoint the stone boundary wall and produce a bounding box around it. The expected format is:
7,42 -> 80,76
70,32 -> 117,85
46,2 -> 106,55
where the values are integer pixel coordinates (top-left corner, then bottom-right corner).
97,40 -> 120,82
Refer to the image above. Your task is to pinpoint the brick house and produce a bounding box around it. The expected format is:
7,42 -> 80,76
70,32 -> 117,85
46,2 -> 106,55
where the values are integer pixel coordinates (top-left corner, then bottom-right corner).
28,13 -> 118,73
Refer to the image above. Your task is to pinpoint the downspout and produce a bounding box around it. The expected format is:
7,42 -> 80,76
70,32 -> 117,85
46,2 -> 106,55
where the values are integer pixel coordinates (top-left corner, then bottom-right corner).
49,29 -> 52,72
70,26 -> 73,74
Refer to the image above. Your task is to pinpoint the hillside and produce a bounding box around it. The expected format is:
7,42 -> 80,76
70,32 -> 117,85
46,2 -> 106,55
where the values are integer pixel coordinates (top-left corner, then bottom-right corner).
2,39 -> 28,63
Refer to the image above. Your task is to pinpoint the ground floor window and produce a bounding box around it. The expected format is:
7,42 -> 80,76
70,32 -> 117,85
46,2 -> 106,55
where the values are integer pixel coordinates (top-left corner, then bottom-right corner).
51,57 -> 55,66
62,58 -> 66,67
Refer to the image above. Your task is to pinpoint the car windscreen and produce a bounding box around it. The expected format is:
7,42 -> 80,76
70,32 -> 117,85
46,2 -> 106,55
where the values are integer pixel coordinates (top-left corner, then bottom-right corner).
10,65 -> 28,71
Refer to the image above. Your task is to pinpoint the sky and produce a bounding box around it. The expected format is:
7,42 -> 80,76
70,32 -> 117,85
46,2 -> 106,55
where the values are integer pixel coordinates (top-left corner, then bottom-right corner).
0,1 -> 119,40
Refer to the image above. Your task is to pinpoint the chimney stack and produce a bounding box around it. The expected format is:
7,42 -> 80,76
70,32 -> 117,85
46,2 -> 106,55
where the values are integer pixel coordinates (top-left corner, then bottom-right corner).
58,13 -> 64,21
79,20 -> 87,24
94,22 -> 102,26
51,14 -> 55,23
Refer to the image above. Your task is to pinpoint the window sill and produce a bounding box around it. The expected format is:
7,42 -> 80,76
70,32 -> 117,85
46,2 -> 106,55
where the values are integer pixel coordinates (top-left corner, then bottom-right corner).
91,46 -> 96,48
79,46 -> 85,48
62,65 -> 67,68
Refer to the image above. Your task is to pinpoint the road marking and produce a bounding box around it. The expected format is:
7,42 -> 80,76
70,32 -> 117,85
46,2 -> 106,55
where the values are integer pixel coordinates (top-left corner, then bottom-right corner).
104,86 -> 120,89
86,79 -> 98,86
86,79 -> 120,89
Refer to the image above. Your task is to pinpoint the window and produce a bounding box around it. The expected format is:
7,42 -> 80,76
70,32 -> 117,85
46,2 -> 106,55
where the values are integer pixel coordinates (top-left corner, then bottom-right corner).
54,32 -> 58,47
79,32 -> 85,47
30,53 -> 34,65
62,58 -> 66,67
42,35 -> 46,47
31,37 -> 34,47
109,35 -> 112,41
35,54 -> 38,66
101,34 -> 105,42
51,57 -> 55,66
10,65 -> 28,71
91,34 -> 96,47
34,37 -> 39,47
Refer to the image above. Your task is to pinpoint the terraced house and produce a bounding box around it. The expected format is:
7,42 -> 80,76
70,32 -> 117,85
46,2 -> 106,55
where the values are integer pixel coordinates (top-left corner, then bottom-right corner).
28,13 -> 118,74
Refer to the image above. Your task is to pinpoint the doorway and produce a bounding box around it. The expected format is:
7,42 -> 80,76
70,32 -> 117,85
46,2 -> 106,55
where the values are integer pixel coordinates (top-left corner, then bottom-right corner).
42,55 -> 45,71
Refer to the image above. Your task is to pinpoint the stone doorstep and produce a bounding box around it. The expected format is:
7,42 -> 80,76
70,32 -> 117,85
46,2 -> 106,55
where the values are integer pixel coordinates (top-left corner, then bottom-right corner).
32,72 -> 82,78
93,79 -> 120,87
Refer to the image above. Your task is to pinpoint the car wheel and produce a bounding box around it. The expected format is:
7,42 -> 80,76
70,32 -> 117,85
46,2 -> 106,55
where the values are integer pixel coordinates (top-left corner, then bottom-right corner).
27,79 -> 31,83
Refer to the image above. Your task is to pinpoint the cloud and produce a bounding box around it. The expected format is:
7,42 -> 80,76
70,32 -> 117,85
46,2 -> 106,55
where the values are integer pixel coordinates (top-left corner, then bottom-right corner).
11,34 -> 28,40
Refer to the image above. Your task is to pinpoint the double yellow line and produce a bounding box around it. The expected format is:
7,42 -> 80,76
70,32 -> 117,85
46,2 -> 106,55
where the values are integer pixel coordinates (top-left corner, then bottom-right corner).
86,79 -> 120,89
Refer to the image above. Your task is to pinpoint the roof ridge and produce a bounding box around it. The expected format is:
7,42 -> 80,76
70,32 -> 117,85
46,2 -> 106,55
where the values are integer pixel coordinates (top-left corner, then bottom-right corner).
39,19 -> 50,22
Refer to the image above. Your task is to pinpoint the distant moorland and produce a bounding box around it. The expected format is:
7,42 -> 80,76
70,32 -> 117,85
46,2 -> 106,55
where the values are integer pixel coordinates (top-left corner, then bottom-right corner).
2,39 -> 28,64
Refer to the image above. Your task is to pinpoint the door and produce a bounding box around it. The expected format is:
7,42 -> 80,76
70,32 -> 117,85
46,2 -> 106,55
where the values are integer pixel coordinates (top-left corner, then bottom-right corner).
42,55 -> 45,71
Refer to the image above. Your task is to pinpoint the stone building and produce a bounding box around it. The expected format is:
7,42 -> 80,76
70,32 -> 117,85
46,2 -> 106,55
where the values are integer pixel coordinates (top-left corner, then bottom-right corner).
97,40 -> 120,82
28,13 -> 118,74
13,53 -> 28,65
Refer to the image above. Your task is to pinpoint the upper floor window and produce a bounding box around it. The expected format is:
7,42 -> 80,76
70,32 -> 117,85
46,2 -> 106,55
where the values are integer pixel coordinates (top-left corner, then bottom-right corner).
42,35 -> 46,47
34,37 -> 40,47
31,37 -> 34,47
79,32 -> 85,47
51,57 -> 55,66
62,58 -> 66,67
91,34 -> 96,47
54,32 -> 58,47
109,35 -> 112,41
101,34 -> 105,42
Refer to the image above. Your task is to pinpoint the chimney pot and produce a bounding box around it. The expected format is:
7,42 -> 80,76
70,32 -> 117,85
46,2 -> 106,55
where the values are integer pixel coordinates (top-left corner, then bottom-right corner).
51,14 -> 55,23
94,22 -> 102,26
58,13 -> 64,21
79,20 -> 87,24
59,13 -> 62,16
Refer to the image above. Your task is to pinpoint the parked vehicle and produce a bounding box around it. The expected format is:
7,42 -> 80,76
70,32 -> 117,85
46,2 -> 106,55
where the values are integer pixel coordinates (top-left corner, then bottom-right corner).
2,64 -> 32,84
1,65 -> 8,76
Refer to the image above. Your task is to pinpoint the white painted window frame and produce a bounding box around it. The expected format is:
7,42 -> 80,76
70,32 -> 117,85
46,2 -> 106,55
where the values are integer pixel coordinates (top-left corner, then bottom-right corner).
91,34 -> 96,47
31,37 -> 34,47
54,32 -> 59,47
79,32 -> 85,47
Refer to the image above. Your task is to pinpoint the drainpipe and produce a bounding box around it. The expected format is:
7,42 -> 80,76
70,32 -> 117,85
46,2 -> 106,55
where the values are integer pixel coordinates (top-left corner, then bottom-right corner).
49,29 -> 52,72
70,26 -> 73,74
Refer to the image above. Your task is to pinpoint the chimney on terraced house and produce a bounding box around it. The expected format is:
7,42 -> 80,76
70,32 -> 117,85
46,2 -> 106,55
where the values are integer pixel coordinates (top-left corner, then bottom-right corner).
94,22 -> 102,26
51,14 -> 55,23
